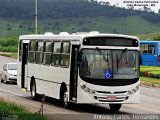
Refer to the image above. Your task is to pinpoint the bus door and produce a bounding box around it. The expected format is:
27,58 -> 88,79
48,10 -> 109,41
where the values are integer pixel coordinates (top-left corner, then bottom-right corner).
21,40 -> 29,88
70,44 -> 79,102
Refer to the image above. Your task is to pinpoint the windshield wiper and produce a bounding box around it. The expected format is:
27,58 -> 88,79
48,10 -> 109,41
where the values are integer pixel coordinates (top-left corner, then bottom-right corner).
96,47 -> 110,68
118,48 -> 127,64
116,48 -> 128,72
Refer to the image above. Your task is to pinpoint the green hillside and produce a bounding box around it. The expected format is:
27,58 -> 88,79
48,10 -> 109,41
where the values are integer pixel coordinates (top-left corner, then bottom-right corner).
1,16 -> 160,38
0,0 -> 160,38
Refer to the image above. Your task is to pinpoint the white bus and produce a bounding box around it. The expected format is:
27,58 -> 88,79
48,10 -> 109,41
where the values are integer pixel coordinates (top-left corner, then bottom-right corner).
18,31 -> 140,112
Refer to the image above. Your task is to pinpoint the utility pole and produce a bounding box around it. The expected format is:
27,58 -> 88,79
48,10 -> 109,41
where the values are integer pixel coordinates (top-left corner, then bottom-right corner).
35,0 -> 38,34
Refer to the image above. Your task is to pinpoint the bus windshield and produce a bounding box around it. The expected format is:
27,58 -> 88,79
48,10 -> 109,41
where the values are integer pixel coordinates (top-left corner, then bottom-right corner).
79,49 -> 139,80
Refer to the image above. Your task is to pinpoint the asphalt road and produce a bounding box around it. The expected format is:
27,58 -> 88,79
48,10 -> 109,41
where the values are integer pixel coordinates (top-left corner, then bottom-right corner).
0,55 -> 160,120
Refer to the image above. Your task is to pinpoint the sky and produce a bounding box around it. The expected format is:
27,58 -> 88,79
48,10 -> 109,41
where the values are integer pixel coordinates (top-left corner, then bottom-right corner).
96,0 -> 160,13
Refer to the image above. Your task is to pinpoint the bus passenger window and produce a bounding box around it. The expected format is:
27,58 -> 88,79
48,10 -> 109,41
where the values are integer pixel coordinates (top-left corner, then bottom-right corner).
140,44 -> 148,54
51,42 -> 61,66
60,42 -> 70,67
28,42 -> 37,63
35,42 -> 44,64
148,44 -> 155,55
43,42 -> 52,65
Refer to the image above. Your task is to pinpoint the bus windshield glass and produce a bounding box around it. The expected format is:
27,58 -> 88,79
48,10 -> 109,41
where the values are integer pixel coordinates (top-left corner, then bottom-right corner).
80,49 -> 139,79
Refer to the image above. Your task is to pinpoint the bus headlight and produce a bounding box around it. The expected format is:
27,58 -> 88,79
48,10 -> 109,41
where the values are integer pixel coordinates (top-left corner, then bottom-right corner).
85,88 -> 90,92
80,82 -> 95,95
128,84 -> 140,95
128,90 -> 132,94
80,82 -> 86,90
135,84 -> 140,91
89,90 -> 95,94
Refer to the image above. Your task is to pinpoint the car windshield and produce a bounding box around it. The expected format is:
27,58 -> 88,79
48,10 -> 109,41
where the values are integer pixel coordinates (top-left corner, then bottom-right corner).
79,49 -> 139,79
8,64 -> 17,70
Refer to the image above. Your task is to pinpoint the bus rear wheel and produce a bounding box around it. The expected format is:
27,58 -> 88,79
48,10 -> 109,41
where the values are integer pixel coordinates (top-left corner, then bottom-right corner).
109,104 -> 122,112
31,81 -> 39,100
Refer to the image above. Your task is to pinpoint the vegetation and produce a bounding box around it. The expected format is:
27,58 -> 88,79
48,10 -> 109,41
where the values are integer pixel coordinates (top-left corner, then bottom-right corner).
0,0 -> 159,37
140,66 -> 160,80
0,98 -> 47,120
140,77 -> 160,87
154,35 -> 160,41
140,66 -> 160,75
0,37 -> 18,52
0,0 -> 160,22
0,16 -> 160,38
0,53 -> 17,59
140,66 -> 160,87
0,0 -> 159,52
137,32 -> 160,40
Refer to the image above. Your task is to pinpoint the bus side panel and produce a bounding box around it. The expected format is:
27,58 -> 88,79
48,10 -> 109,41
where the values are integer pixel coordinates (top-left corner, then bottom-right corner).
27,63 -> 70,99
141,54 -> 158,66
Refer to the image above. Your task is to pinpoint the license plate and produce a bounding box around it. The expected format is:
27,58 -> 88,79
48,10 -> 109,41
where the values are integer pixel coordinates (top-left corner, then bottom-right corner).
107,96 -> 117,101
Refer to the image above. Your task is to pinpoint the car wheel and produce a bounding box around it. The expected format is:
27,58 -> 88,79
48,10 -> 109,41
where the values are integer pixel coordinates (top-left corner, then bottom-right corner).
1,77 -> 4,83
5,76 -> 8,84
1,80 -> 4,83
109,104 -> 122,113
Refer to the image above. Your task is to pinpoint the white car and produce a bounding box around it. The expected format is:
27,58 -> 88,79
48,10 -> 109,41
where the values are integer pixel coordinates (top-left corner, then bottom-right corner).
1,63 -> 17,83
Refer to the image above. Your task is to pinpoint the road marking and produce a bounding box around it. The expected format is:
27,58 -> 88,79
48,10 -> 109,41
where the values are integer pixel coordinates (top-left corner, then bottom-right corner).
0,88 -> 27,97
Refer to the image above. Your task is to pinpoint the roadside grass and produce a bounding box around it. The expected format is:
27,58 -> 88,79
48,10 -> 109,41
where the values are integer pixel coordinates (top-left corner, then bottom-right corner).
0,52 -> 17,59
140,66 -> 160,87
140,76 -> 160,87
0,98 -> 48,120
140,66 -> 160,75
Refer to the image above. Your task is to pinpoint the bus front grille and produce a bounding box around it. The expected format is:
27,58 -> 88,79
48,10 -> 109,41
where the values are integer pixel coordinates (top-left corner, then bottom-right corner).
98,100 -> 124,102
96,91 -> 127,94
94,91 -> 129,102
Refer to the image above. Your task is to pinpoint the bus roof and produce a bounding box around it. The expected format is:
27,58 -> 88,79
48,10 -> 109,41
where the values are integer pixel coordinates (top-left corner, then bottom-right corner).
19,32 -> 139,41
140,41 -> 160,43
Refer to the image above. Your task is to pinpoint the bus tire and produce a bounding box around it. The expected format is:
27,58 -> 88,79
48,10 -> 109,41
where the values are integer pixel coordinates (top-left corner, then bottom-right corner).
31,80 -> 39,100
109,104 -> 122,112
60,84 -> 70,108
62,91 -> 70,108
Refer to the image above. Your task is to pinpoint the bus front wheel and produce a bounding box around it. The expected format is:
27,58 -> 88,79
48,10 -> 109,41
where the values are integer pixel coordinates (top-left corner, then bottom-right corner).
62,91 -> 70,108
109,104 -> 122,112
